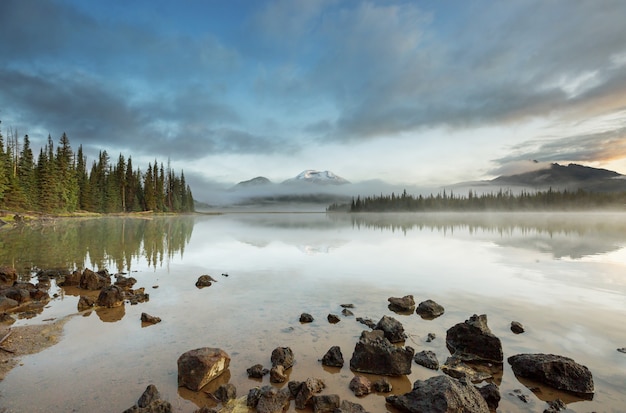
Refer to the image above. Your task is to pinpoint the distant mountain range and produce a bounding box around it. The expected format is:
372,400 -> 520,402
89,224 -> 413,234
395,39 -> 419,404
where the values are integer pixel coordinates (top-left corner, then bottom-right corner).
232,169 -> 349,190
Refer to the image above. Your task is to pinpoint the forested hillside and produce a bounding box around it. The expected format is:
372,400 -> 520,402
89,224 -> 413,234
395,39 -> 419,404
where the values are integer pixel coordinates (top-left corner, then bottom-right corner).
0,131 -> 194,213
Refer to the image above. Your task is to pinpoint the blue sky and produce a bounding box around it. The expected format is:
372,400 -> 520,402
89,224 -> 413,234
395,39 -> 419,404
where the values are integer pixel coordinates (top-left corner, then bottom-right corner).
2,0 -> 626,199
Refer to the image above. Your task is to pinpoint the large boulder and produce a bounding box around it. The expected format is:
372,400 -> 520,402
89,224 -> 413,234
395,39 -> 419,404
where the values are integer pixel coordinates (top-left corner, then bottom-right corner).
416,299 -> 445,319
386,375 -> 490,413
375,315 -> 406,343
177,347 -> 230,391
388,295 -> 415,313
96,285 -> 125,308
350,330 -> 414,376
80,269 -> 111,290
508,353 -> 594,396
446,314 -> 503,363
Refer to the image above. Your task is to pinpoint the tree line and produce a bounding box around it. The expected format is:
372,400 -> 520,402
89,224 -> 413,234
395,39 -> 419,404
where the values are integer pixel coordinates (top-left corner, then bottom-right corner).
327,188 -> 626,212
0,130 -> 194,213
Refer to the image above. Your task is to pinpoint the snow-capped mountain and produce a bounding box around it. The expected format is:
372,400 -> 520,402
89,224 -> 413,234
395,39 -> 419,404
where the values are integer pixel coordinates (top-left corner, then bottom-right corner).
282,170 -> 350,185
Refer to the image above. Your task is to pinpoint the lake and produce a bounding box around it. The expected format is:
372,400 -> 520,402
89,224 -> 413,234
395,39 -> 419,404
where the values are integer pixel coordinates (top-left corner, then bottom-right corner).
1,212 -> 625,412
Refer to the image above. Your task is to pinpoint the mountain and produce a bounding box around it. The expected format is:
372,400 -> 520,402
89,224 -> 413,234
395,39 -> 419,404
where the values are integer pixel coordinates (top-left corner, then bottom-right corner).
282,170 -> 350,185
233,176 -> 272,189
492,163 -> 625,191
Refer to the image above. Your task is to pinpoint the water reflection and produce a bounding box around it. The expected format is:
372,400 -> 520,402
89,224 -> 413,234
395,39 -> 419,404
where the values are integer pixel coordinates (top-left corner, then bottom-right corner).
0,216 -> 194,273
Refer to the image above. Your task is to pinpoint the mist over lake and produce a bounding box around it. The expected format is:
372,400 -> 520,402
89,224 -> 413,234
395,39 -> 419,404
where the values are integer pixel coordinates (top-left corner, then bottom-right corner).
1,212 -> 625,412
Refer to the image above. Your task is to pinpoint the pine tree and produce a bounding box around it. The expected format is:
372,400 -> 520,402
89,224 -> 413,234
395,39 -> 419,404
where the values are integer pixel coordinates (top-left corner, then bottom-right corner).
0,131 -> 8,204
17,135 -> 36,209
56,133 -> 78,211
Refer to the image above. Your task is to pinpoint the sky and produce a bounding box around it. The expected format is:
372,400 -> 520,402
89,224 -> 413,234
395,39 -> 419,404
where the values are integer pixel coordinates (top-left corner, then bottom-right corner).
1,0 -> 626,201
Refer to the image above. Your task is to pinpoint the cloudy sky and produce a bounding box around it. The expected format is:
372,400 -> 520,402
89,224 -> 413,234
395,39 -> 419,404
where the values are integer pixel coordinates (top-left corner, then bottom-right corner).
2,0 -> 626,200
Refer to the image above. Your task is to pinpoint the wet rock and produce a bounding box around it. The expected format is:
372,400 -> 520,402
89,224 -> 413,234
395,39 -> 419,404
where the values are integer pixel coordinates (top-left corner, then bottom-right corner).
177,347 -> 230,391
271,346 -> 294,369
617,347 -> 626,354
29,288 -> 49,301
375,315 -> 406,343
386,375 -> 490,413
350,329 -> 414,376
508,353 -> 594,396
327,314 -> 340,323
477,383 -> 500,411
413,350 -> 439,370
80,269 -> 111,290
416,299 -> 445,319
388,295 -> 415,313
349,375 -> 372,397
511,321 -> 525,334
141,312 -> 161,324
0,313 -> 15,324
373,377 -> 392,392
195,275 -> 215,288
0,266 -> 17,284
356,317 -> 376,329
340,303 -> 355,308
321,345 -> 344,367
335,400 -> 368,413
247,386 -> 291,413
270,365 -> 287,383
446,314 -> 503,363
426,333 -> 436,342
213,383 -> 237,402
77,295 -> 95,311
544,398 -> 566,413
300,313 -> 314,323
127,289 -> 150,305
59,270 -> 82,286
0,296 -> 19,311
97,285 -> 125,308
294,377 -> 326,409
2,285 -> 31,304
341,308 -> 354,316
246,364 -> 269,378
312,394 -> 340,413
122,384 -> 172,413
115,275 -> 137,289
442,355 -> 493,382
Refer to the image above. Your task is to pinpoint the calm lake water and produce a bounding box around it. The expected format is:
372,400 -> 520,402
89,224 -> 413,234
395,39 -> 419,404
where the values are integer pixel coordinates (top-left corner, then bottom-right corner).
1,212 -> 626,412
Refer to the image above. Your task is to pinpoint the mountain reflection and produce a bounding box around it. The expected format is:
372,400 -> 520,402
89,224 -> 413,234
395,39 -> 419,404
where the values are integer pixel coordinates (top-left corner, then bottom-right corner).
0,216 -> 194,273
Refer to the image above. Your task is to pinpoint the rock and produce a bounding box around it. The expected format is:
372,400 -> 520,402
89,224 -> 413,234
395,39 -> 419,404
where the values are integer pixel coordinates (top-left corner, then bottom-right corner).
388,295 -> 415,312
294,377 -> 326,409
0,266 -> 17,284
341,308 -> 354,316
2,285 -> 31,304
356,317 -> 376,329
349,375 -> 372,397
416,299 -> 445,319
617,348 -> 626,354
0,313 -> 15,324
270,346 -> 294,369
511,321 -> 525,334
247,386 -> 291,413
213,383 -> 237,402
246,364 -> 269,378
269,365 -> 287,383
373,377 -> 392,392
336,400 -> 369,413
115,275 -> 137,289
508,353 -> 594,395
321,345 -> 344,367
386,375 -> 490,413
80,269 -> 111,290
446,314 -> 503,363
122,384 -> 172,413
544,398 -> 566,413
59,270 -> 82,286
0,296 -> 19,311
375,315 -> 406,343
77,295 -> 95,311
340,303 -> 355,308
195,275 -> 215,288
311,394 -> 340,413
477,383 -> 500,410
350,329 -> 414,376
127,288 -> 149,305
96,285 -> 125,308
177,347 -> 230,391
327,314 -> 340,323
441,356 -> 492,382
300,313 -> 314,323
426,333 -> 436,342
413,350 -> 439,370
141,312 -> 161,324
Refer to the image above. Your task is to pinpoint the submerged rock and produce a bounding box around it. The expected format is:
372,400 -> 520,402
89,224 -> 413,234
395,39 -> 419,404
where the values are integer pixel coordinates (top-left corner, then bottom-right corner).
508,353 -> 594,396
195,275 -> 216,288
386,375 -> 489,413
336,400 -> 369,413
356,317 -> 376,329
321,345 -> 344,367
373,377 -> 392,393
350,330 -> 414,376
441,355 -> 493,382
177,347 -> 230,391
416,299 -> 445,319
77,295 -> 95,311
446,314 -> 503,363
213,383 -> 237,402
